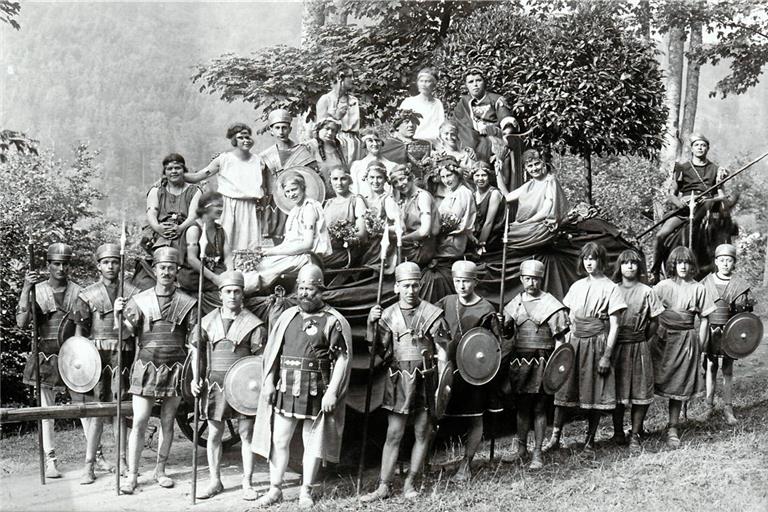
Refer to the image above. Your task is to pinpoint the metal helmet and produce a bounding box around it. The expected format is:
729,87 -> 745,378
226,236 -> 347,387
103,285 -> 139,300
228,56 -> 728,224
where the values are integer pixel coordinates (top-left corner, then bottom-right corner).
520,259 -> 545,278
451,260 -> 478,280
153,246 -> 180,265
268,108 -> 292,127
218,270 -> 245,290
395,262 -> 421,282
714,243 -> 737,260
296,264 -> 325,288
95,243 -> 121,261
47,243 -> 73,262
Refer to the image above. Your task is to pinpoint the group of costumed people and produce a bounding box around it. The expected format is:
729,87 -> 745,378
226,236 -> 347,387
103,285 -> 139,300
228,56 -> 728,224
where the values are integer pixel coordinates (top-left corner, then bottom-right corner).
15,61 -> 756,508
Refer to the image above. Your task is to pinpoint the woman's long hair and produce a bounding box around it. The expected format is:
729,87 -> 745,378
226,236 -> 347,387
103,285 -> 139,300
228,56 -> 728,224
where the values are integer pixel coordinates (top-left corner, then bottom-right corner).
612,249 -> 648,284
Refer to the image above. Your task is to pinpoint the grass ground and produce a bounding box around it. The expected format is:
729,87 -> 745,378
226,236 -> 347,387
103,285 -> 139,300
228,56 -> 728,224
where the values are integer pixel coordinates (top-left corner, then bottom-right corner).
2,341 -> 767,511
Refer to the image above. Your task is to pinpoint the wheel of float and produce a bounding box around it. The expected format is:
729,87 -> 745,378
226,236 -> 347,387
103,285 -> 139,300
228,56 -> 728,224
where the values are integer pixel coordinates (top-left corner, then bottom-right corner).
175,408 -> 241,450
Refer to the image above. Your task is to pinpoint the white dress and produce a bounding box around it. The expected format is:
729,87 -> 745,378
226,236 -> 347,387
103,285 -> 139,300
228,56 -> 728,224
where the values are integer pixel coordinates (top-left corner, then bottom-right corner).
399,95 -> 446,146
216,151 -> 267,251
348,155 -> 395,197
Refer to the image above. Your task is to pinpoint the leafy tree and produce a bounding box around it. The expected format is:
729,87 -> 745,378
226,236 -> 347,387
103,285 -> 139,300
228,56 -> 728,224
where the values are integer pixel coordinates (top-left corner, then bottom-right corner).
0,144 -> 111,405
0,0 -> 20,30
0,130 -> 37,163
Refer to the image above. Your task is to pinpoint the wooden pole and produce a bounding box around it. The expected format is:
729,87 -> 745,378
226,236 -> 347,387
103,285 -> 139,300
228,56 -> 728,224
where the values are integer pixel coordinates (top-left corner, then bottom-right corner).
116,220 -> 126,495
191,225 -> 208,505
27,239 -> 46,485
0,402 -> 132,424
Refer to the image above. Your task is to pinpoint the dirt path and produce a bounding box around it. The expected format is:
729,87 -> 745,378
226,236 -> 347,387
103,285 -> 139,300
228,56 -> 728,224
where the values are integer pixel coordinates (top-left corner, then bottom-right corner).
3,325 -> 768,511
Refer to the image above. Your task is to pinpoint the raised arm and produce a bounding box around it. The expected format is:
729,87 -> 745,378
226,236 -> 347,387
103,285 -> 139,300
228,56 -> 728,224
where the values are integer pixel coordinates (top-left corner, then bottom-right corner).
184,155 -> 222,184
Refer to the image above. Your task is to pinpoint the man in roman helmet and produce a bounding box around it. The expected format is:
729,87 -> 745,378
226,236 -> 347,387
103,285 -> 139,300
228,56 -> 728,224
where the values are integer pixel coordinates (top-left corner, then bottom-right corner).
17,242 -> 82,478
253,264 -> 352,509
115,246 -> 197,494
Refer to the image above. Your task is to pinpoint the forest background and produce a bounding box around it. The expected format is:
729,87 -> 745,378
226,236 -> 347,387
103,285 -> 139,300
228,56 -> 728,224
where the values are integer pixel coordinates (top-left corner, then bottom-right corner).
1,0 -> 768,406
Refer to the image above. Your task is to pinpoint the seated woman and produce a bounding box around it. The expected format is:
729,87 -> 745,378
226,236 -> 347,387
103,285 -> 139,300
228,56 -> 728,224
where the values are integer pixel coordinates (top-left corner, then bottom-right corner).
494,149 -> 569,251
177,191 -> 232,314
323,168 -> 368,269
435,156 -> 476,258
398,67 -> 446,147
381,109 -> 431,166
183,123 -> 268,252
389,164 -> 438,266
430,121 -> 477,202
242,171 -> 331,294
349,128 -> 395,197
471,162 -> 505,254
141,153 -> 202,257
307,117 -> 350,198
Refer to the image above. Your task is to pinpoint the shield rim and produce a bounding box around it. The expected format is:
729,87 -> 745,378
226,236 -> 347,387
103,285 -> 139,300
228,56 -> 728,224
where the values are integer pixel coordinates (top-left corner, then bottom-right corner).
273,166 -> 326,215
722,312 -> 763,359
223,355 -> 263,416
542,343 -> 575,395
57,315 -> 77,347
456,327 -> 502,386
58,335 -> 102,393
434,361 -> 455,420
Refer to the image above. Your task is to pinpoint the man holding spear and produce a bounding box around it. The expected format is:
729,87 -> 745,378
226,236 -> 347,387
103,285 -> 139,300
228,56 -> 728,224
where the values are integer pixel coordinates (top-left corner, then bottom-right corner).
115,246 -> 197,495
17,242 -> 82,479
72,243 -> 138,484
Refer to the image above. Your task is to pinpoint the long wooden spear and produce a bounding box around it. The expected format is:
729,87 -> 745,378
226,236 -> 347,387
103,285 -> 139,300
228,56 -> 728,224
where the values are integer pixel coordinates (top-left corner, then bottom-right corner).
357,225 -> 389,494
191,224 -> 208,505
115,219 -> 126,495
27,237 -> 46,485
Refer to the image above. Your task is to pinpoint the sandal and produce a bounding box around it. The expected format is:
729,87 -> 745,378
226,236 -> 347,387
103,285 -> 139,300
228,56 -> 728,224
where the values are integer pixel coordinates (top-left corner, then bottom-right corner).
255,487 -> 282,508
242,486 -> 259,501
197,481 -> 224,500
360,483 -> 391,503
403,487 -> 421,500
298,486 -> 315,509
153,471 -> 174,488
120,474 -> 138,495
666,426 -> 680,449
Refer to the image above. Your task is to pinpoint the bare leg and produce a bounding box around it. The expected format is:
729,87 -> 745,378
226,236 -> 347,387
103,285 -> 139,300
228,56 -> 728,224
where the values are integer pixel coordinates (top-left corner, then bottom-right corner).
300,420 -> 321,507
40,387 -> 56,456
403,409 -> 431,496
379,412 -> 407,485
454,416 -> 482,481
532,398 -> 547,452
154,396 -> 182,485
123,395 -> 154,493
205,420 -> 224,490
268,413 -> 299,488
515,395 -> 531,458
667,399 -> 682,449
705,356 -> 719,411
630,405 -> 649,436
543,406 -> 566,452
239,418 -> 255,488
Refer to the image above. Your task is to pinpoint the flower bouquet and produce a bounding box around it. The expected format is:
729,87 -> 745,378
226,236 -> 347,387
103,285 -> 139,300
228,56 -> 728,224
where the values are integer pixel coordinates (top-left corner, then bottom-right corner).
232,250 -> 262,272
328,219 -> 359,248
363,209 -> 386,238
439,212 -> 461,236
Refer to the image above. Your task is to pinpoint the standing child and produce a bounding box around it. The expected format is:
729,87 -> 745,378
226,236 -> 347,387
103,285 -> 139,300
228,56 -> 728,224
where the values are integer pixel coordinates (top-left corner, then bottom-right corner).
610,250 -> 665,453
652,246 -> 715,448
361,262 -> 450,501
545,242 -> 626,455
700,243 -> 752,425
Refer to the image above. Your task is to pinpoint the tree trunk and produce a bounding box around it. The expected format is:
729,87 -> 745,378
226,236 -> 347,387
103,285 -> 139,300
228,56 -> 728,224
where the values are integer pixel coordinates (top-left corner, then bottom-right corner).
439,2 -> 454,39
680,21 -> 702,160
637,0 -> 651,41
328,0 -> 347,25
584,150 -> 593,205
300,0 -> 326,48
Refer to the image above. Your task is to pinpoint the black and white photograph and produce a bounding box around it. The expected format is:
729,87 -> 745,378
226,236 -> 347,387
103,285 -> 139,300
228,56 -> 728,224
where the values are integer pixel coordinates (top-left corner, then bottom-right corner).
1,0 -> 767,510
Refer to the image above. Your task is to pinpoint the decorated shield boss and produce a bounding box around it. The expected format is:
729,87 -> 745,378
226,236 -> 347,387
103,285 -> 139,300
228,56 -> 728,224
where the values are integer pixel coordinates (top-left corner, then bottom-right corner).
434,360 -> 455,421
456,327 -> 501,386
542,343 -> 575,395
58,335 -> 102,393
224,355 -> 264,416
722,312 -> 763,359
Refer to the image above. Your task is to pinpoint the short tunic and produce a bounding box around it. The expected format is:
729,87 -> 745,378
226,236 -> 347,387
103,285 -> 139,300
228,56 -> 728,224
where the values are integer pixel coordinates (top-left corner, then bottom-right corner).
652,279 -> 716,400
436,184 -> 476,258
124,289 -> 197,397
274,311 -> 346,420
555,276 -> 627,410
22,281 -> 82,391
505,292 -> 570,395
378,302 -> 450,415
614,283 -> 665,406
700,273 -> 751,358
437,295 -> 501,417
198,309 -> 265,421
506,175 -> 569,251
141,183 -> 200,255
70,281 -> 139,403
216,151 -> 268,252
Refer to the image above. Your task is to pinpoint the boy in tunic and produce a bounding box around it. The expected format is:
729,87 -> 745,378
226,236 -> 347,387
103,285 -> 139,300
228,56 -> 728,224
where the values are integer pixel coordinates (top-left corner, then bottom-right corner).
437,260 -> 499,481
653,246 -> 715,448
544,242 -> 626,455
115,247 -> 197,494
361,262 -> 450,501
610,250 -> 664,453
16,242 -> 82,478
191,271 -> 267,501
504,259 -> 569,469
73,243 -> 139,484
253,264 -> 352,509
700,243 -> 752,425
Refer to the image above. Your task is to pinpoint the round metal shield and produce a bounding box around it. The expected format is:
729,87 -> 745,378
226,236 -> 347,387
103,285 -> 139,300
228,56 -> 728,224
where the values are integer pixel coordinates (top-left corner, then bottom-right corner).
273,166 -> 327,215
57,315 -> 77,347
542,343 -> 575,395
58,336 -> 101,393
722,312 -> 763,359
434,361 -> 455,421
456,327 -> 501,386
224,355 -> 264,416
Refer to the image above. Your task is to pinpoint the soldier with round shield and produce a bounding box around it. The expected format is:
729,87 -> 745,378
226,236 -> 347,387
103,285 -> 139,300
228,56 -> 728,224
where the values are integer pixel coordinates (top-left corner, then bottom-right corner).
16,242 -> 82,478
700,243 -> 754,425
115,246 -> 198,494
504,259 -> 570,469
361,262 -> 450,502
71,243 -> 140,484
436,260 -> 500,482
190,271 -> 267,501
252,264 -> 352,509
